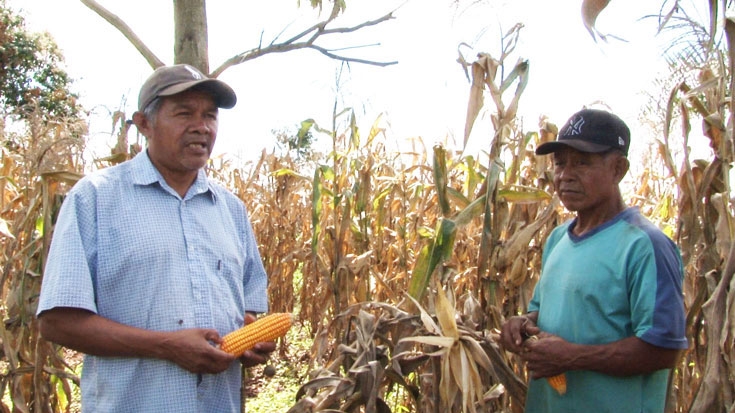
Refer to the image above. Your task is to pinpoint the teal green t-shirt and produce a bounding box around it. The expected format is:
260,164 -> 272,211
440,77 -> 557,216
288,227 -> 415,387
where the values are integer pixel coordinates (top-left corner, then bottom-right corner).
526,207 -> 687,413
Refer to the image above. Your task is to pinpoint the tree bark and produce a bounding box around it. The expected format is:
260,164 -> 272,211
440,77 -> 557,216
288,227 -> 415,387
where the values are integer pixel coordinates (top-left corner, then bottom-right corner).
174,0 -> 209,73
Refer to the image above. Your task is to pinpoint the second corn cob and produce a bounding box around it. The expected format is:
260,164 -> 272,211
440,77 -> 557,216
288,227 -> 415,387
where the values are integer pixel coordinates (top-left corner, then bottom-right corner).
526,335 -> 567,395
546,372 -> 567,395
220,313 -> 293,355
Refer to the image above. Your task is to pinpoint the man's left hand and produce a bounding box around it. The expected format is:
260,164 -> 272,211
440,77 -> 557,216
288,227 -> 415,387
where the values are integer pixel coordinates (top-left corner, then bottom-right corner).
521,333 -> 570,379
240,341 -> 277,368
239,312 -> 277,368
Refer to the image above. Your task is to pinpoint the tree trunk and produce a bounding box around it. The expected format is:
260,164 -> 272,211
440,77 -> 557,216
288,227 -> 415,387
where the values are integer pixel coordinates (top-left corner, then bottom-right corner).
173,0 -> 209,73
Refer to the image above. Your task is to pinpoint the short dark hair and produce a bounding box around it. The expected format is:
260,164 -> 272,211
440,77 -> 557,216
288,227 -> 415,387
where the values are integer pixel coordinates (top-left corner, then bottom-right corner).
602,148 -> 626,157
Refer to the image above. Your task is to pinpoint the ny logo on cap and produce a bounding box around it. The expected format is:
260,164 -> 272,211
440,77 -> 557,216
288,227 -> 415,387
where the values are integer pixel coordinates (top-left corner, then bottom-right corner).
618,136 -> 625,146
184,65 -> 203,80
562,116 -> 585,136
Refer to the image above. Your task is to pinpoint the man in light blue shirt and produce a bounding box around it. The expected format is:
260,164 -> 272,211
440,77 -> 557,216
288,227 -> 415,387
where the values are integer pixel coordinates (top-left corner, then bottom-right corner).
37,64 -> 274,412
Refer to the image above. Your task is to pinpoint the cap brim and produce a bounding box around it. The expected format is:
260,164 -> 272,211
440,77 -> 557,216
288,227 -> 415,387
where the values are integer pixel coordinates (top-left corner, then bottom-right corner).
158,78 -> 237,109
535,139 -> 613,155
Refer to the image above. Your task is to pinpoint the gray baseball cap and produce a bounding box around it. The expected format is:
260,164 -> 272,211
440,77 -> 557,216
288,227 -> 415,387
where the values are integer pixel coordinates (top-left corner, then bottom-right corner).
137,64 -> 237,112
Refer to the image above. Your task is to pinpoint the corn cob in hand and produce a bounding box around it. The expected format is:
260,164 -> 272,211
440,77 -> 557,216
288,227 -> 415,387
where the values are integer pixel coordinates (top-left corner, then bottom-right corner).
220,313 -> 293,355
526,335 -> 567,395
546,373 -> 567,395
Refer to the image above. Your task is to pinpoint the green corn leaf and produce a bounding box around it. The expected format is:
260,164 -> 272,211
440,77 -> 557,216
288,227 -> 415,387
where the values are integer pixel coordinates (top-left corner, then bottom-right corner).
408,218 -> 457,300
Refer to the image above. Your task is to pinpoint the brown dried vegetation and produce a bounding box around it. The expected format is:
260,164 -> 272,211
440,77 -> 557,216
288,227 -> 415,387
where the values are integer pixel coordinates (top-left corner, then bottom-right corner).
1,21 -> 734,413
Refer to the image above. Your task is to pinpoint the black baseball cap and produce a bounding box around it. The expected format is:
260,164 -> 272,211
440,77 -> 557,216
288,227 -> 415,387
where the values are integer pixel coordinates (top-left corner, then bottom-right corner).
137,64 -> 237,112
536,108 -> 630,156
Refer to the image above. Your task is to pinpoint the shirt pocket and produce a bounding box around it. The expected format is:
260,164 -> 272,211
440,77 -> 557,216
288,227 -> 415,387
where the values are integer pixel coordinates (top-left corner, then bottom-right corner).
213,255 -> 246,331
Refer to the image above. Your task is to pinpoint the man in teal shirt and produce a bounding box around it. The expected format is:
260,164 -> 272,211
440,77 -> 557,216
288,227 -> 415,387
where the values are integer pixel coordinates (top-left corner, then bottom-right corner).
500,108 -> 688,412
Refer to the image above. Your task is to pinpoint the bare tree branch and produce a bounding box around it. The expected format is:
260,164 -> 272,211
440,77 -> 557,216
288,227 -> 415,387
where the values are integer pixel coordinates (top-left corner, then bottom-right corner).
79,0 -> 165,69
79,0 -> 399,78
211,10 -> 398,78
309,44 -> 396,67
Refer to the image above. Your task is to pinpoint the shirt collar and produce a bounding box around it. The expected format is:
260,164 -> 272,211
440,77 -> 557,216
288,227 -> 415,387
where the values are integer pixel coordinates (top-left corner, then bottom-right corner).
129,150 -> 218,202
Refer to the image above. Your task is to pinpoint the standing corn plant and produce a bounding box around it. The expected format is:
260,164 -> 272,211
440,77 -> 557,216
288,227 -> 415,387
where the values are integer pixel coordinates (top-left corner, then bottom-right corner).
638,2 -> 735,411
285,23 -> 568,412
0,105 -> 85,412
301,76 -> 442,329
234,151 -> 312,318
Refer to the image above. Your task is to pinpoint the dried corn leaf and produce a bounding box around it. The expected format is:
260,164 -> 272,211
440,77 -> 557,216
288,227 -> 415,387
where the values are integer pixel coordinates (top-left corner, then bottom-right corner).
483,383 -> 506,402
495,197 -> 558,269
433,145 -> 450,216
0,218 -> 14,240
503,59 -> 530,121
404,293 -> 441,335
366,112 -> 384,148
459,346 -> 474,413
464,343 -> 487,411
442,344 -> 461,411
463,54 -> 494,147
40,171 -> 84,185
11,375 -> 30,413
727,18 -> 735,69
497,188 -> 551,203
459,334 -> 494,375
582,0 -> 611,41
435,284 -> 459,340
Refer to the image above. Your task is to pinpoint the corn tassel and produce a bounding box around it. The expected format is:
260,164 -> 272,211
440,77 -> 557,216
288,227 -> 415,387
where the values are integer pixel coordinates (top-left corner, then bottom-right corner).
526,335 -> 567,395
220,313 -> 293,355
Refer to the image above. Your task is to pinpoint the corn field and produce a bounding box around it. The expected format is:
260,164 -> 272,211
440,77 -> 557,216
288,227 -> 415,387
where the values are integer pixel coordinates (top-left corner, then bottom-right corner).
2,20 -> 735,413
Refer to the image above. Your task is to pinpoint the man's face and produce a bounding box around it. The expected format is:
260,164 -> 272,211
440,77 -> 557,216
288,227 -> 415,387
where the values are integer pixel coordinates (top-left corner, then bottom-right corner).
551,147 -> 624,214
143,89 -> 219,179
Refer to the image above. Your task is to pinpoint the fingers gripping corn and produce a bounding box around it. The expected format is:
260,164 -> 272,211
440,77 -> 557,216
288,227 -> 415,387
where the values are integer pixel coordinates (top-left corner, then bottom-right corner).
220,313 -> 293,355
526,335 -> 567,395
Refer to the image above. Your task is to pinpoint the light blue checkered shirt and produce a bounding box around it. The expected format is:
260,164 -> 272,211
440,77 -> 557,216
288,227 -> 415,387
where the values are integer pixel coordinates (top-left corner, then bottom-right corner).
37,151 -> 268,413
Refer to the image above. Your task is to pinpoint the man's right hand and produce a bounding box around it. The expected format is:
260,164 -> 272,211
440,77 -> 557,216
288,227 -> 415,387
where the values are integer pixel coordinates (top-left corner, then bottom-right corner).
499,313 -> 540,354
160,328 -> 236,374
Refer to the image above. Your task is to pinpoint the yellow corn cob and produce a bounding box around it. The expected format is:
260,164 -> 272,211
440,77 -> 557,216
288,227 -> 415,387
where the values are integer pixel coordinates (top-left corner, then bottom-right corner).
547,373 -> 567,395
525,335 -> 567,395
220,313 -> 293,355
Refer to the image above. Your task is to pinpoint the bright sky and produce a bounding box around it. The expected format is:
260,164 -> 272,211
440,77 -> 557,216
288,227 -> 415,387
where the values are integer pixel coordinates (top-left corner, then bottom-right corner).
13,0 -> 681,164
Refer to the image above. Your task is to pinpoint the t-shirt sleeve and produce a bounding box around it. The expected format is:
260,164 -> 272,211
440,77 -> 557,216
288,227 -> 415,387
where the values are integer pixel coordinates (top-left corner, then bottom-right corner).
629,232 -> 688,350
